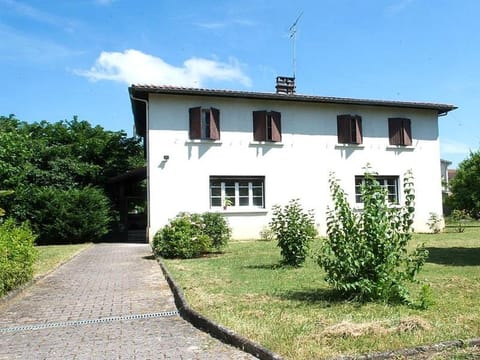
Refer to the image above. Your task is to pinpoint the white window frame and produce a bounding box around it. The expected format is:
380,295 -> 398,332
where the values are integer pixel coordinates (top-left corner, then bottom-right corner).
210,176 -> 265,209
355,175 -> 399,204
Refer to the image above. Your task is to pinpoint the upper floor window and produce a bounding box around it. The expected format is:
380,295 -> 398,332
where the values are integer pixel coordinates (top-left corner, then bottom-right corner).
189,107 -> 220,140
355,175 -> 399,204
210,176 -> 265,209
253,110 -> 281,142
337,114 -> 362,144
388,117 -> 411,146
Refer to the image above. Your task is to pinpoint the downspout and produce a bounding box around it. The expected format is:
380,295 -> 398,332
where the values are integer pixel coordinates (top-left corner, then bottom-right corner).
129,93 -> 150,243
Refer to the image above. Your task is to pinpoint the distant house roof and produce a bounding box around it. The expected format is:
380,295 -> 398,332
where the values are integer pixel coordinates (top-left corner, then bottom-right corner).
129,85 -> 457,137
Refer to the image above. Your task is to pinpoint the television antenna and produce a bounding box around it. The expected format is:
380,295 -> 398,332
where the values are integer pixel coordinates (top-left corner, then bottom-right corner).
289,11 -> 303,79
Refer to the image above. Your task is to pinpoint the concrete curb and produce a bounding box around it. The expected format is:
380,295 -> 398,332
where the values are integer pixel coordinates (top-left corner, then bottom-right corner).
156,256 -> 283,360
0,243 -> 93,307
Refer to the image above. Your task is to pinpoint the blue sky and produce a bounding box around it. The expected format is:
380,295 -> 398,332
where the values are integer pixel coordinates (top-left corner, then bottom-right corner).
0,0 -> 478,167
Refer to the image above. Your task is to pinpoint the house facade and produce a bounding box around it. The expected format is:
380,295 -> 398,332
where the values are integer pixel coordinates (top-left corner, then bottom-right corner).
129,85 -> 456,241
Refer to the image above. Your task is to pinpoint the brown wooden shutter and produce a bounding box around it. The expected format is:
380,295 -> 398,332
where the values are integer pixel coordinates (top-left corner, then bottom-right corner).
270,111 -> 282,142
388,118 -> 401,145
337,115 -> 350,143
402,118 -> 412,146
189,107 -> 201,139
354,115 -> 362,144
209,107 -> 220,140
253,111 -> 266,141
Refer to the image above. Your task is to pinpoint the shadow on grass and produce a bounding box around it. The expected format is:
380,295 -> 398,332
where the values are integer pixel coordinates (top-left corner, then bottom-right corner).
274,288 -> 349,305
245,263 -> 283,270
426,247 -> 480,266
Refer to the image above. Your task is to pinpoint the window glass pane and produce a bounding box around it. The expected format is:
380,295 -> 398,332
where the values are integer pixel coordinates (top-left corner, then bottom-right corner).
253,196 -> 263,207
239,197 -> 249,206
211,197 -> 222,207
239,183 -> 249,197
210,187 -> 221,197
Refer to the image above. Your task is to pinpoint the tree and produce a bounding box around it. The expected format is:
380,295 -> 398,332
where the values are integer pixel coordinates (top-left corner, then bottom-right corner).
318,170 -> 428,304
0,115 -> 144,243
447,150 -> 480,218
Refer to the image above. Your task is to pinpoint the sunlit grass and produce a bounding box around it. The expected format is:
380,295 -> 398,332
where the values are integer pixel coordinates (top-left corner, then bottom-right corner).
34,243 -> 91,277
164,227 -> 480,359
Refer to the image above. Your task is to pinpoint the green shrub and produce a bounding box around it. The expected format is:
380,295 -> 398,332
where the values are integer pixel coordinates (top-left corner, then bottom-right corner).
0,218 -> 37,296
153,213 -> 212,259
450,209 -> 471,233
319,170 -> 428,304
201,212 -> 231,251
270,199 -> 317,267
31,187 -> 111,245
427,212 -> 442,233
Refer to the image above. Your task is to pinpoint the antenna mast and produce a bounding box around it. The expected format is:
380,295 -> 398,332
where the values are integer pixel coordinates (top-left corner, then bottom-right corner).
289,12 -> 303,79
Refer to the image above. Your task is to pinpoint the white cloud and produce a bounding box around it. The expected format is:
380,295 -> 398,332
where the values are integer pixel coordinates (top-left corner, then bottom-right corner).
76,49 -> 252,87
441,139 -> 471,155
385,0 -> 414,15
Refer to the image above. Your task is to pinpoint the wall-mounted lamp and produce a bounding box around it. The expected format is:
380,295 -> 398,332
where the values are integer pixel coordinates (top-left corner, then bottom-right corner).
163,155 -> 170,161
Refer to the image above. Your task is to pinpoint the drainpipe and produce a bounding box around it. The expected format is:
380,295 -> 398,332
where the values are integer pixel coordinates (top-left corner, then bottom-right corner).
129,93 -> 150,243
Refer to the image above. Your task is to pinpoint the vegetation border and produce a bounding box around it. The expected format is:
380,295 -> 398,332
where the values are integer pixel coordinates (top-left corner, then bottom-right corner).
156,255 -> 283,360
0,243 -> 93,306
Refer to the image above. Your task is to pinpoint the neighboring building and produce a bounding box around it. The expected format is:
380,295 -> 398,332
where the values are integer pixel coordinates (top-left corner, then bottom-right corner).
129,83 -> 456,241
440,159 -> 452,196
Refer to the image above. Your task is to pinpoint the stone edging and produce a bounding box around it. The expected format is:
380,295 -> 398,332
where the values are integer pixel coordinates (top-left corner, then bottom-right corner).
0,243 -> 93,307
156,256 -> 283,360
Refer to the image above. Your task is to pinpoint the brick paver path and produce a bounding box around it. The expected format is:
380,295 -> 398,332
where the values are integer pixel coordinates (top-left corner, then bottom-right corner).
0,243 -> 255,359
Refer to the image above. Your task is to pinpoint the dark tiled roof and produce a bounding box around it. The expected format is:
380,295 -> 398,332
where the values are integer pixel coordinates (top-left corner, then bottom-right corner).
129,84 -> 457,114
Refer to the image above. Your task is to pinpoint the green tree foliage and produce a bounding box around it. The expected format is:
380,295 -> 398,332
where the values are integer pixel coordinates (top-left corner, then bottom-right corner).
270,199 -> 317,267
447,150 -> 480,218
318,170 -> 428,304
0,115 -> 144,243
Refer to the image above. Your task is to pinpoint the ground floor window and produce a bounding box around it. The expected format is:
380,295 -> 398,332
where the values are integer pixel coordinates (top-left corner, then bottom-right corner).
355,175 -> 399,204
210,176 -> 265,209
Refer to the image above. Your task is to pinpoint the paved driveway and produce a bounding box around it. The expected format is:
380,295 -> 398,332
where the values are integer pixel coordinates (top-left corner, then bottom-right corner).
0,243 -> 255,359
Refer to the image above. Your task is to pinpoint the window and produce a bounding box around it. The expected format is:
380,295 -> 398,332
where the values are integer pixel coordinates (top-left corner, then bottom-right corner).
388,117 -> 411,146
355,176 -> 399,204
253,110 -> 281,142
210,176 -> 265,209
189,107 -> 220,140
337,114 -> 362,144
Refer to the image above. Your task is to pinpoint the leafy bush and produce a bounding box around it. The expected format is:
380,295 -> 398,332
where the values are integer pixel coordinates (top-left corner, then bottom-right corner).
270,199 -> 317,267
318,170 -> 428,304
31,187 -> 112,245
427,212 -> 442,234
201,212 -> 231,251
259,226 -> 276,241
153,212 -> 232,259
450,209 -> 471,233
0,218 -> 37,296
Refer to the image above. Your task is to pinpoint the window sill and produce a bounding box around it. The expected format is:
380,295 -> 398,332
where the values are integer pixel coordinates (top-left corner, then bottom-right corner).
249,141 -> 284,147
211,207 -> 268,215
185,139 -> 222,146
335,144 -> 365,149
386,145 -> 415,151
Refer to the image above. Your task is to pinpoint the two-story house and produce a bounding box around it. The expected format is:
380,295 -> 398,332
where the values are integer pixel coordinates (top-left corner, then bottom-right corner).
129,81 -> 456,241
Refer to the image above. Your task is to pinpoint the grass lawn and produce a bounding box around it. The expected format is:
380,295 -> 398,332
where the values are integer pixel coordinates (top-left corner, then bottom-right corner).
33,243 -> 91,278
164,226 -> 480,359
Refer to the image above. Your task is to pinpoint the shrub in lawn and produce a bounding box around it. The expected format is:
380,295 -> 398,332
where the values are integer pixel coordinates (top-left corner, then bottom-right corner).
31,187 -> 111,245
0,218 -> 37,296
153,213 -> 212,259
270,199 -> 317,267
427,212 -> 442,233
319,170 -> 428,304
450,209 -> 471,233
200,212 -> 231,251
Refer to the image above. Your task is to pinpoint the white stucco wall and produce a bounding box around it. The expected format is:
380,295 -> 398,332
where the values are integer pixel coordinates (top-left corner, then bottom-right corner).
146,94 -> 444,241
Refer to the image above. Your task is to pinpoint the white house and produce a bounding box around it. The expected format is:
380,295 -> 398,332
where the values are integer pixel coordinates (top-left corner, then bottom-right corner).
129,81 -> 456,241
